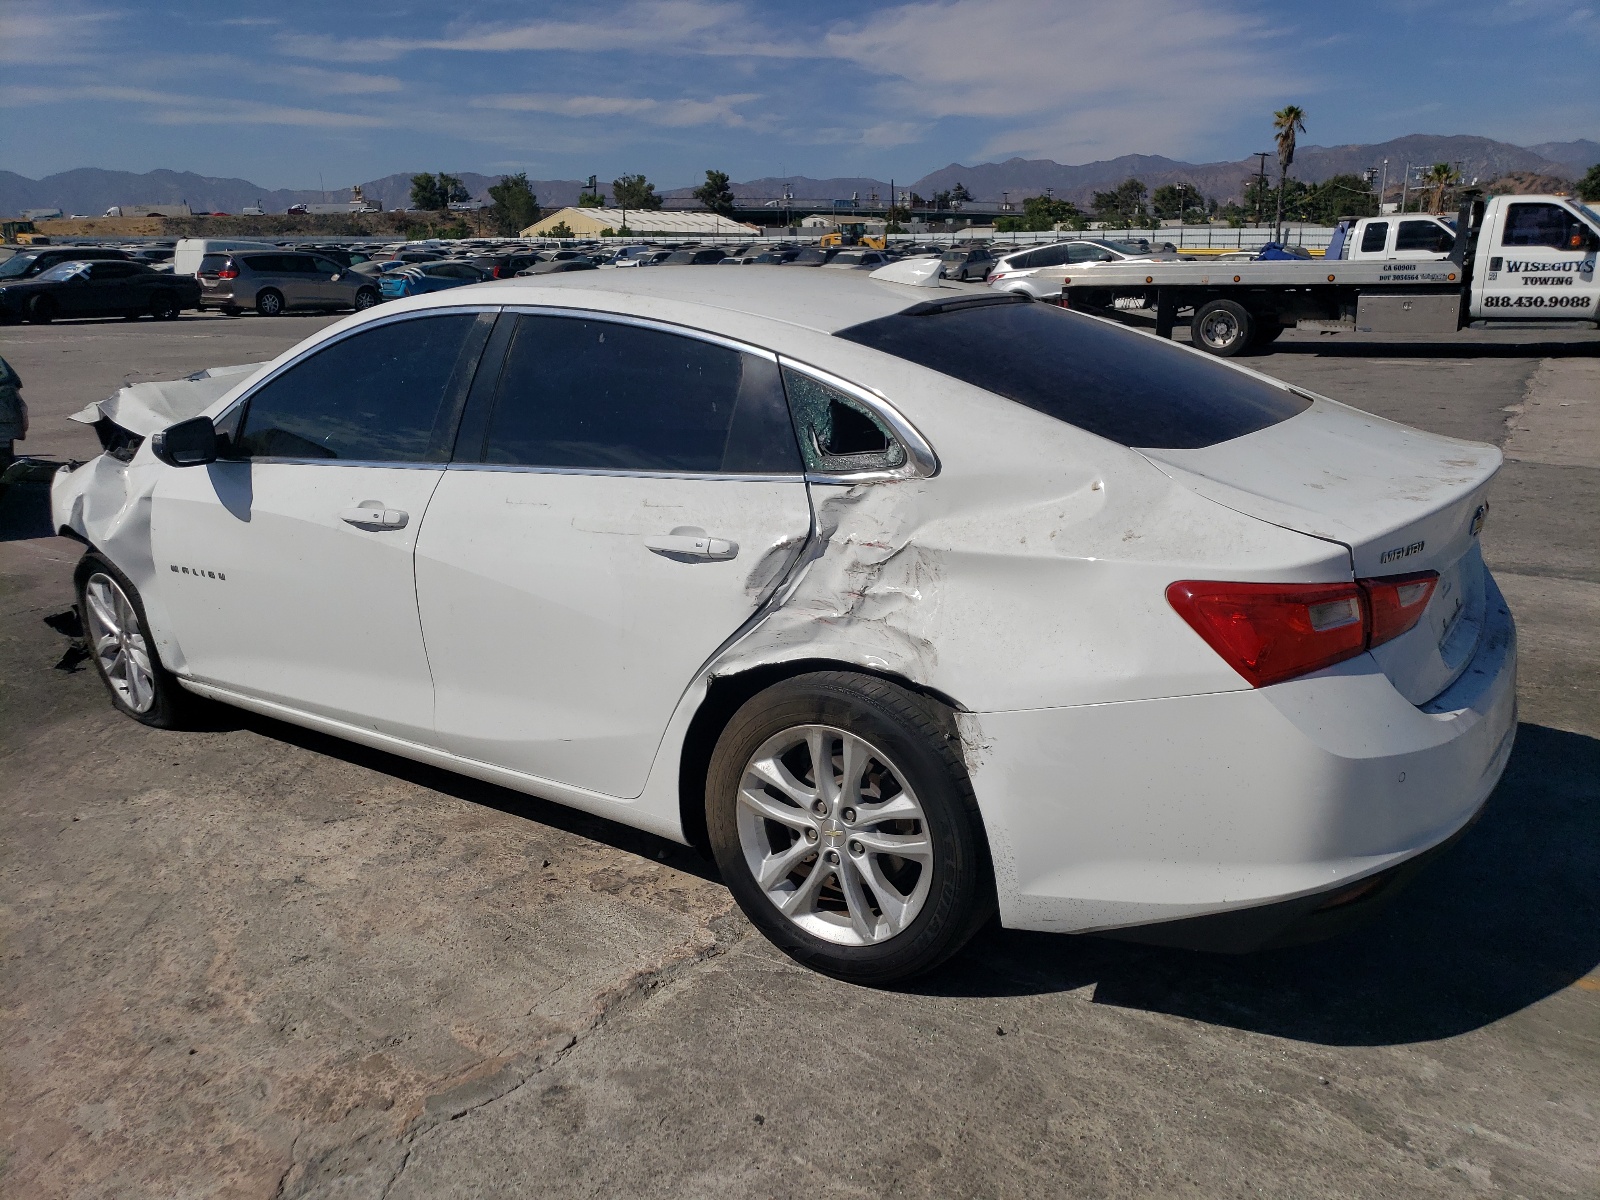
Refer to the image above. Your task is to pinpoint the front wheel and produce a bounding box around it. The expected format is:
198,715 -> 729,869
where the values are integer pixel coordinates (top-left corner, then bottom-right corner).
255,289 -> 284,317
27,296 -> 54,325
76,554 -> 193,728
353,287 -> 379,311
706,672 -> 994,985
1190,298 -> 1255,356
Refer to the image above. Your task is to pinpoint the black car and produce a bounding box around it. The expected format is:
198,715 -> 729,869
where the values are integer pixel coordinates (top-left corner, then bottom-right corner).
789,247 -> 842,266
471,252 -> 543,279
0,259 -> 201,324
662,249 -> 728,265
516,260 -> 599,275
0,247 -> 131,281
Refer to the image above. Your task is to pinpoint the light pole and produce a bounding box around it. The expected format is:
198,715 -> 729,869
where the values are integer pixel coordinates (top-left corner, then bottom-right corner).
1379,159 -> 1389,212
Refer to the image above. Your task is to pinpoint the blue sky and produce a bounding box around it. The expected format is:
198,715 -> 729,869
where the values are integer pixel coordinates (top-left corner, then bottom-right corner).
3,0 -> 1596,188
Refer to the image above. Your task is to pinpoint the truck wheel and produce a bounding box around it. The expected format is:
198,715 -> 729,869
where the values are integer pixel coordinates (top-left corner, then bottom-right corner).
255,289 -> 284,317
1191,299 -> 1254,357
1252,322 -> 1286,346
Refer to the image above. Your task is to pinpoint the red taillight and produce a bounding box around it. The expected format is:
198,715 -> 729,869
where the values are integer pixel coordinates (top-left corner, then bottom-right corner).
1361,571 -> 1437,647
492,265 -> 507,278
1168,571 -> 1439,687
1167,581 -> 1367,687
217,267 -> 238,279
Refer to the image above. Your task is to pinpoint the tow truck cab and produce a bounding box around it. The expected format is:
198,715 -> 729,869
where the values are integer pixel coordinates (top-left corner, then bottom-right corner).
1331,214 -> 1457,261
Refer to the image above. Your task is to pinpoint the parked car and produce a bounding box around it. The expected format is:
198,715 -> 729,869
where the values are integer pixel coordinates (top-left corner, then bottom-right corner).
173,239 -> 280,277
939,246 -> 996,281
378,261 -> 489,299
53,270 -> 1514,985
638,250 -> 676,266
470,252 -> 543,279
198,252 -> 380,316
609,246 -> 657,268
306,248 -> 375,269
516,260 -> 599,276
0,259 -> 199,323
662,249 -> 728,265
743,247 -> 802,265
822,250 -> 892,270
0,247 -> 130,281
987,239 -> 1182,298
788,246 -> 843,266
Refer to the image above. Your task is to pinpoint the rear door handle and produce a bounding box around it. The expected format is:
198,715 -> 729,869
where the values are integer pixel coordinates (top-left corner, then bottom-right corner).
644,533 -> 738,562
339,506 -> 409,530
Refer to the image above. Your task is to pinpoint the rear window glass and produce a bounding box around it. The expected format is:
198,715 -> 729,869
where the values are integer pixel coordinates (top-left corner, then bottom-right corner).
834,298 -> 1309,450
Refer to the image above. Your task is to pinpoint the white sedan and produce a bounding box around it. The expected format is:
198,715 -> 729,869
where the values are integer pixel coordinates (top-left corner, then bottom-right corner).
52,267 -> 1516,984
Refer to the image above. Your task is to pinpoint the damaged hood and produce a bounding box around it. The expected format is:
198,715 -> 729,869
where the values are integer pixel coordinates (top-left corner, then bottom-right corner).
69,362 -> 266,437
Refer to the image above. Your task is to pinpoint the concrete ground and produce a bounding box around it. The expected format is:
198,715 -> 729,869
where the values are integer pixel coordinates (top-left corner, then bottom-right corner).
2,311 -> 1597,1199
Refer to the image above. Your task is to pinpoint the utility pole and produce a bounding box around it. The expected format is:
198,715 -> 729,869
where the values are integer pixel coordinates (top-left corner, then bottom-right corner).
1379,158 -> 1390,212
1252,152 -> 1270,226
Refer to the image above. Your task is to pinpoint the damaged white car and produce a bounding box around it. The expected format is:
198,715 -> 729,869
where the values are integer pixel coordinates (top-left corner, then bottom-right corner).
52,268 -> 1516,983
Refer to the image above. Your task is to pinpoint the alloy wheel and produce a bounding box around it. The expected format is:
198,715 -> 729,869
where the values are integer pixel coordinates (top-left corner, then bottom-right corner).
736,724 -> 934,947
82,573 -> 156,713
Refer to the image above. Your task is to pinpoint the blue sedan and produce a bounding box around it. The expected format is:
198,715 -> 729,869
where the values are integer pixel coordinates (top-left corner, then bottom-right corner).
378,261 -> 489,300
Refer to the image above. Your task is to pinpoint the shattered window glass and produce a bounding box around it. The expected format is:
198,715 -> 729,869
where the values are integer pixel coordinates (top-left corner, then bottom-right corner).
781,368 -> 906,475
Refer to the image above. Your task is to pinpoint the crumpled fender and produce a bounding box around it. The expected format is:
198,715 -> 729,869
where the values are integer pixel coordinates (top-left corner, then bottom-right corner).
68,362 -> 266,437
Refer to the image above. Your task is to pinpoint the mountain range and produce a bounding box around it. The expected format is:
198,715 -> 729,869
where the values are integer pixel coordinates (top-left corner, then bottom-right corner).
3,134 -> 1594,217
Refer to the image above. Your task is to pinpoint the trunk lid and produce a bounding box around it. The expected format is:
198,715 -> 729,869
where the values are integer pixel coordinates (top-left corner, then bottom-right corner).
1140,397 -> 1499,705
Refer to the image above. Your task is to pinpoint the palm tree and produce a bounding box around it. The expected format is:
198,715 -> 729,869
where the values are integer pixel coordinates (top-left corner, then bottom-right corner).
1272,105 -> 1307,242
1423,162 -> 1460,214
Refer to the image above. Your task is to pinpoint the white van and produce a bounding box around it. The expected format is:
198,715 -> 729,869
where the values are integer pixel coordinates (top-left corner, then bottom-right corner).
172,238 -> 280,277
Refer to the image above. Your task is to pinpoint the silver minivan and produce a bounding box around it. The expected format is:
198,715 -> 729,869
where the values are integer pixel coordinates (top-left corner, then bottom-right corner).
197,251 -> 380,316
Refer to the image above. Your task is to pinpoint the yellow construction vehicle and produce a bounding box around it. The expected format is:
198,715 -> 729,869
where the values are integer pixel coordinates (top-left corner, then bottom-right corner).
819,218 -> 887,250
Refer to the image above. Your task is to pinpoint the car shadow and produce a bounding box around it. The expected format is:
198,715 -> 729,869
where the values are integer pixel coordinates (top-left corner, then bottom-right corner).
214,705 -> 723,884
0,480 -> 56,541
922,722 -> 1600,1046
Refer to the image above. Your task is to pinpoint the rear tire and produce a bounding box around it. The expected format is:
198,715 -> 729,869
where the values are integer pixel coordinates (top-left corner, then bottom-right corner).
75,553 -> 194,729
706,671 -> 994,985
1252,321 -> 1286,346
1190,298 -> 1254,357
150,292 -> 181,320
255,289 -> 284,317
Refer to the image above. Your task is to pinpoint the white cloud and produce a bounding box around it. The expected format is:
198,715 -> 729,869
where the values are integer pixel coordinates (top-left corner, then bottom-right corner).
471,92 -> 760,128
0,2 -> 117,65
0,83 -> 390,128
820,0 -> 1297,160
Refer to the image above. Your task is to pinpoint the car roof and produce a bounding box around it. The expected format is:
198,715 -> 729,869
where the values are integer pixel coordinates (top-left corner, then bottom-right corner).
464,265 -> 965,335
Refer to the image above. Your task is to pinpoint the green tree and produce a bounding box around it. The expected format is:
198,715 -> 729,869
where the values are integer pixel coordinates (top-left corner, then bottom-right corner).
410,173 -> 443,211
1272,104 -> 1307,237
1579,163 -> 1600,202
1020,193 -> 1083,231
487,172 -> 540,236
949,182 -> 972,207
1301,173 -> 1377,223
612,174 -> 662,211
546,220 -> 573,239
577,191 -> 606,208
1421,162 -> 1460,214
1151,182 -> 1204,222
1092,178 -> 1149,226
692,169 -> 736,217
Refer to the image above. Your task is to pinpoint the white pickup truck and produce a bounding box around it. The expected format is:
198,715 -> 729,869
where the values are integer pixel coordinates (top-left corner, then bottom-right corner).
1334,213 -> 1457,260
1024,193 -> 1599,355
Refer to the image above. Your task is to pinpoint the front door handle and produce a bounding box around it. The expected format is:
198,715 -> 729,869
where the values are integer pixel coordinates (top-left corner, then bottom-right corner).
339,505 -> 409,531
644,532 -> 738,562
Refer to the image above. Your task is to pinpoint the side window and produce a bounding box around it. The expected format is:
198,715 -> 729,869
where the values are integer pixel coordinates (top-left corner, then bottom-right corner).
242,255 -> 281,273
89,262 -> 135,279
1033,244 -> 1072,268
1360,222 -> 1389,253
285,256 -> 320,274
235,313 -> 492,462
481,316 -> 800,474
1501,203 -> 1584,249
781,368 -> 906,475
1396,220 -> 1453,252
311,256 -> 342,274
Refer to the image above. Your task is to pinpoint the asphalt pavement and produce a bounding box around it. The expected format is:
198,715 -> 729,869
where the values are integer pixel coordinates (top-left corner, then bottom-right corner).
2,310 -> 1596,1199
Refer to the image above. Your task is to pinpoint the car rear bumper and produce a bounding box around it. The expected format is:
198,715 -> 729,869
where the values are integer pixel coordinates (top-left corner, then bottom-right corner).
969,571 -> 1517,946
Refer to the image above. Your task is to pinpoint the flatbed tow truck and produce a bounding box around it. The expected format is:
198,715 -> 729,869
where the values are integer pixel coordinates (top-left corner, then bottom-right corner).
1028,193 -> 1600,355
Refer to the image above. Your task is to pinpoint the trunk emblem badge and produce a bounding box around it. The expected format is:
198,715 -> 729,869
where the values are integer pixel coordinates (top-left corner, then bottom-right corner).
1379,540 -> 1426,565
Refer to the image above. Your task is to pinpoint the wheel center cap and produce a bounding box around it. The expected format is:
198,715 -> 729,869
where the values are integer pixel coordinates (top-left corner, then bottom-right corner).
822,820 -> 844,839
